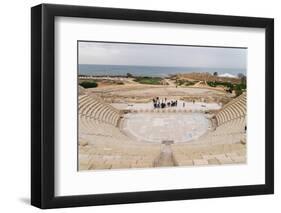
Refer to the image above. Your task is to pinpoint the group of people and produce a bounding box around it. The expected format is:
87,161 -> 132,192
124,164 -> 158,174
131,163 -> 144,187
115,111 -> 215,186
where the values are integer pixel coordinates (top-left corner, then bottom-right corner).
152,97 -> 198,109
152,97 -> 178,109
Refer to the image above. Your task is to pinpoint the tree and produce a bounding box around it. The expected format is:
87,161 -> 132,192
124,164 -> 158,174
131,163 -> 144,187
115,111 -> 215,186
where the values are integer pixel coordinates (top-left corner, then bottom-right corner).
241,76 -> 246,84
237,73 -> 246,84
213,72 -> 218,76
237,73 -> 244,78
126,73 -> 133,78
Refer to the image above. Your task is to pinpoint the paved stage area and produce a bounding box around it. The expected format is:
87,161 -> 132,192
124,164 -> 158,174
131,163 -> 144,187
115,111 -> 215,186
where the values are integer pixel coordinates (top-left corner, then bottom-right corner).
112,100 -> 221,111
121,113 -> 211,143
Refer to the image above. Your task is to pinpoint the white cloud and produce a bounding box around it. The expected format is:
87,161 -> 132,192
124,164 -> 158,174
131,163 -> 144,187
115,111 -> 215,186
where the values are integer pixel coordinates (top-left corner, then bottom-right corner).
78,41 -> 247,70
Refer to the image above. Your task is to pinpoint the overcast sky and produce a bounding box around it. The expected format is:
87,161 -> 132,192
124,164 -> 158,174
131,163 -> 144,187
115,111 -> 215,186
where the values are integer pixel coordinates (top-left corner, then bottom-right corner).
78,41 -> 247,70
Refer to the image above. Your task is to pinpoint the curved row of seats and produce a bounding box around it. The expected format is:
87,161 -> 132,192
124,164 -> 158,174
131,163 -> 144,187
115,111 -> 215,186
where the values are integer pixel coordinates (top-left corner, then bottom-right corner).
171,93 -> 247,166
79,93 -> 247,169
171,142 -> 246,166
78,119 -> 162,170
78,94 -> 162,170
79,95 -> 121,126
171,126 -> 246,166
79,135 -> 162,170
216,93 -> 246,126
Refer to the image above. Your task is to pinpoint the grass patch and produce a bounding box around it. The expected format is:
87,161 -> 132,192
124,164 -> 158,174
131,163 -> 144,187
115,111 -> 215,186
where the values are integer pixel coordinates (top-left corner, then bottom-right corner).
134,76 -> 163,85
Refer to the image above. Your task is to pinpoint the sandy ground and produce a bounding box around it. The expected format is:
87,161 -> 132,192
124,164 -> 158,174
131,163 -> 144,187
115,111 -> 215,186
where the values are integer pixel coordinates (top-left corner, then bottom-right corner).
91,85 -> 225,96
86,83 -> 231,104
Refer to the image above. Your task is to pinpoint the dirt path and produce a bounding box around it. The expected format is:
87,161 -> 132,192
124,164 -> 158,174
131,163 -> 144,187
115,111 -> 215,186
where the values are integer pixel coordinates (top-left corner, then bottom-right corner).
165,79 -> 176,87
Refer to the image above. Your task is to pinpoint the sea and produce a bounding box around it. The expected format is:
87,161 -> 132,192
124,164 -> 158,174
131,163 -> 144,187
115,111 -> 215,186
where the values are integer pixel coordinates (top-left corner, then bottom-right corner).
78,64 -> 246,77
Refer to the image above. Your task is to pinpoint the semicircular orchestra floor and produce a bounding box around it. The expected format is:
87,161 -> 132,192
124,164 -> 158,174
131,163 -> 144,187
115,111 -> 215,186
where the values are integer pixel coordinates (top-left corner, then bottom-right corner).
121,112 -> 211,143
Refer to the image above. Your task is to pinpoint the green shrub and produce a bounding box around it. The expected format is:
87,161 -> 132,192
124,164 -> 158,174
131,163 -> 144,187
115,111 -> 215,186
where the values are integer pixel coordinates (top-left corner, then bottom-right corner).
207,81 -> 246,95
233,83 -> 246,90
177,79 -> 185,86
79,81 -> 98,88
207,81 -> 233,89
185,81 -> 195,86
235,89 -> 243,97
176,79 -> 195,86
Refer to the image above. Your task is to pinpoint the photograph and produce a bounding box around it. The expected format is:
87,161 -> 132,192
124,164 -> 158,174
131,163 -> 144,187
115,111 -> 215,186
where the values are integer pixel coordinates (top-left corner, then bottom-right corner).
78,41 -> 247,171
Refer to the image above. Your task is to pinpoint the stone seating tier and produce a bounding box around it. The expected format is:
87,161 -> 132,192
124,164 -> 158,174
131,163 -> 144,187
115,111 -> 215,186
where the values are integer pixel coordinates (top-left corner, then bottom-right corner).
216,93 -> 246,125
78,93 -> 247,170
79,95 -> 121,126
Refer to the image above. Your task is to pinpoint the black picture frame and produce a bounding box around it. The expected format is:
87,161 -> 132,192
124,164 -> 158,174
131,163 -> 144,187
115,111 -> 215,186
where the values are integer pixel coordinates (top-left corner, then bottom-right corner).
31,3 -> 274,209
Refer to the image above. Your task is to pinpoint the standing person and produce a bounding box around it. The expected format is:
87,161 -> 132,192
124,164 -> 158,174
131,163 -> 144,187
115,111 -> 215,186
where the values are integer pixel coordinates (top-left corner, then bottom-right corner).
183,102 -> 185,108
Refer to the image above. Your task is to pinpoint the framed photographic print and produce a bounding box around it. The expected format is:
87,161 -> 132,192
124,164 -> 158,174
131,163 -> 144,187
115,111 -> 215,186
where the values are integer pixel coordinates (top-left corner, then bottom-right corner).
31,4 -> 274,209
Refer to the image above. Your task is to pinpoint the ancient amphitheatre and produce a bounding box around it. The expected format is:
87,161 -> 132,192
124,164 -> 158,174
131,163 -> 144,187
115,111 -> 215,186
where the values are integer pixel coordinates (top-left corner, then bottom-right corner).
78,72 -> 247,171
